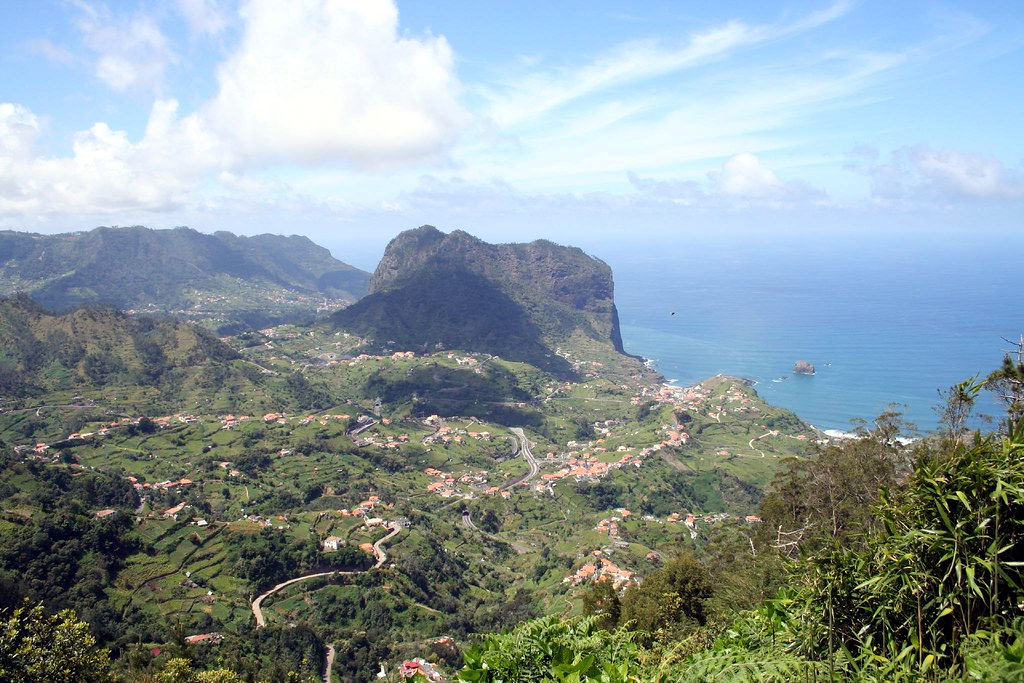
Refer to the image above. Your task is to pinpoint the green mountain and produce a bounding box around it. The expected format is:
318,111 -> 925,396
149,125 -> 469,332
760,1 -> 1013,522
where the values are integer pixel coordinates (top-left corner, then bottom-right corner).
331,226 -> 626,375
0,295 -> 339,421
0,294 -> 237,396
0,226 -> 371,332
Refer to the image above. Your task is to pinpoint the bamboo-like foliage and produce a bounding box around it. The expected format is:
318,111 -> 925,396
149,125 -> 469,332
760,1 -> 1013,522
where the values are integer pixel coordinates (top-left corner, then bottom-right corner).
792,417 -> 1024,676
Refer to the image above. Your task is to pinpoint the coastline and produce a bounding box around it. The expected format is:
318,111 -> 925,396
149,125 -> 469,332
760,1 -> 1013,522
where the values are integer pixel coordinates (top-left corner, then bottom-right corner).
637,349 -> 925,439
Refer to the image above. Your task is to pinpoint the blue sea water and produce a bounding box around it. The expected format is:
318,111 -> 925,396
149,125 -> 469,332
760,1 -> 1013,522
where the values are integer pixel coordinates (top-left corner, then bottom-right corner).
604,229 -> 1023,434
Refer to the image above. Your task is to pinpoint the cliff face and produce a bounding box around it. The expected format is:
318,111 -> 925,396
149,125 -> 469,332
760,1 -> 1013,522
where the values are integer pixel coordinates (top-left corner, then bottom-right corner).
333,226 -> 627,374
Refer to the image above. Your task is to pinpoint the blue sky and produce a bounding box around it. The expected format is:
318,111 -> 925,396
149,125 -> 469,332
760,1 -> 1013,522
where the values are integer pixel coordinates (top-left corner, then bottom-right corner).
0,0 -> 1022,265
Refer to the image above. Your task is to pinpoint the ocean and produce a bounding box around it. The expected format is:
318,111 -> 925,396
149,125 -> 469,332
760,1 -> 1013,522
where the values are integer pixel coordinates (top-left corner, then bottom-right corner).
605,228 -> 1023,434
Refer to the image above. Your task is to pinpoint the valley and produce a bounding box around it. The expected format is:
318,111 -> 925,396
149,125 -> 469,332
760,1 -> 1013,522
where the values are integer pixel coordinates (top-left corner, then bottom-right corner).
0,317 -> 814,680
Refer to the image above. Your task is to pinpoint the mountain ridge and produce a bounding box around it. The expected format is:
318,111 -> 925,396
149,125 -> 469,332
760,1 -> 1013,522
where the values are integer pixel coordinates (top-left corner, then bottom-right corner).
0,226 -> 371,332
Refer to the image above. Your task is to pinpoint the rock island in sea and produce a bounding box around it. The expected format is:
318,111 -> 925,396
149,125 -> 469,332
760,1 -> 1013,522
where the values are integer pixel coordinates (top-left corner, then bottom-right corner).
794,360 -> 815,375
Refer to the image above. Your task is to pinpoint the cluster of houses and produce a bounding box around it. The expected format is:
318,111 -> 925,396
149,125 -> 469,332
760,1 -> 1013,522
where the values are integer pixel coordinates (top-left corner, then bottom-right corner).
563,556 -> 638,590
399,658 -> 445,680
419,411 -> 701,500
15,411 -> 222,457
335,494 -> 390,519
324,503 -> 404,557
421,419 -> 492,446
552,348 -> 606,379
300,413 -> 351,426
594,509 -> 633,539
241,512 -> 290,530
631,378 -> 816,447
722,385 -> 761,414
163,502 -> 189,519
353,431 -> 411,449
184,633 -> 223,646
13,413 -> 178,458
132,476 -> 193,492
218,412 -> 354,431
423,469 -> 511,500
632,381 -> 714,413
660,511 -> 763,539
344,352 -> 410,367
219,414 -> 252,429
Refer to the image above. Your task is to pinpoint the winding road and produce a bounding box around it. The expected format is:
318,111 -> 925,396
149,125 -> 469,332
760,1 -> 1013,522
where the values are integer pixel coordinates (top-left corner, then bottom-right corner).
500,427 -> 540,491
250,524 -> 402,625
748,431 -> 773,458
461,507 -> 531,554
250,523 -> 402,682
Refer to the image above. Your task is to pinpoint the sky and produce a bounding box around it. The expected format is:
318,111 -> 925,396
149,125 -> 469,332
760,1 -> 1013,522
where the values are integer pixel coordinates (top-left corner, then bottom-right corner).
1,0 -> 1022,268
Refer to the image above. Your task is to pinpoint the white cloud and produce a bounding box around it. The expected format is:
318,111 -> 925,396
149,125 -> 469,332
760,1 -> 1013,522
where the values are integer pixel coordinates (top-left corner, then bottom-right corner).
628,153 -> 827,206
0,0 -> 470,218
713,152 -> 784,197
0,100 -> 221,216
479,1 -> 852,129
459,22 -> 910,193
0,103 -> 38,160
73,1 -> 177,92
25,38 -> 75,66
911,147 -> 1024,199
177,0 -> 229,37
850,145 -> 1024,205
204,0 -> 470,167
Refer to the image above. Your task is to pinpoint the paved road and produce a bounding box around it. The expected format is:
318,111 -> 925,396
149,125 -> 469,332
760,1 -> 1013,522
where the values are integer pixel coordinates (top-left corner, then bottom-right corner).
372,524 -> 401,569
251,571 -> 348,627
348,419 -> 377,436
461,510 -> 479,531
500,427 -> 540,491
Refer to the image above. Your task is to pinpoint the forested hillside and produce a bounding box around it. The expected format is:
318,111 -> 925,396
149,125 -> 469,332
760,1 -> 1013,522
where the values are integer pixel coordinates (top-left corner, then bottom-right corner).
0,226 -> 370,332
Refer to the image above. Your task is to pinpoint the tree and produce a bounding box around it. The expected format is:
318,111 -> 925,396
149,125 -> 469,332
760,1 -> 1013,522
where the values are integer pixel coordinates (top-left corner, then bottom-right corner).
581,579 -> 621,630
0,602 -> 113,682
137,416 -> 157,434
619,552 -> 713,642
455,615 -> 640,682
159,657 -> 246,683
988,335 -> 1024,429
937,377 -> 983,447
760,413 -> 907,556
792,416 -> 1024,675
479,509 -> 501,533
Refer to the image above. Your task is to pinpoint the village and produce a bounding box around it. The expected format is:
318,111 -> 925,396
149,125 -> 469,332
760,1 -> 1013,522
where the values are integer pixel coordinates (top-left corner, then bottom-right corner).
11,369 -> 807,552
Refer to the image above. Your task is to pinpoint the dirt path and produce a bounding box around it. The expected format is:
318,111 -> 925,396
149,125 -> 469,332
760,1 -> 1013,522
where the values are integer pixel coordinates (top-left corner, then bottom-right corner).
747,431 -> 773,458
251,524 -> 402,681
251,524 -> 401,626
322,644 -> 336,683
